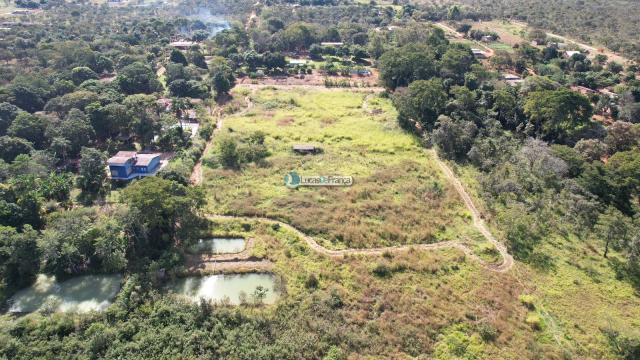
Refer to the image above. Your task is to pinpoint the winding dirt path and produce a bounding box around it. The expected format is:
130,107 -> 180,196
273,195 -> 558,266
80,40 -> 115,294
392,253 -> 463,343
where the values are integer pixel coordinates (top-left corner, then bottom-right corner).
199,148 -> 513,272
190,107 -> 223,185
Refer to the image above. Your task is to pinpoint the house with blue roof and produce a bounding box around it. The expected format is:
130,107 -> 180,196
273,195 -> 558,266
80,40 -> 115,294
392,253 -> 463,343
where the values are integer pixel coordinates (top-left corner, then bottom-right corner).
107,151 -> 162,180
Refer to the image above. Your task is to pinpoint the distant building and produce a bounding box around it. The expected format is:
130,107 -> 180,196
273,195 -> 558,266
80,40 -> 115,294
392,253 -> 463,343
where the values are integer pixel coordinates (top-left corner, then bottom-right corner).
388,26 -> 402,32
168,41 -> 201,49
107,151 -> 162,180
293,145 -> 316,155
471,49 -> 487,59
598,89 -> 618,98
502,74 -> 524,86
289,59 -> 306,67
575,86 -> 596,95
482,35 -> 495,42
321,42 -> 344,47
564,51 -> 581,59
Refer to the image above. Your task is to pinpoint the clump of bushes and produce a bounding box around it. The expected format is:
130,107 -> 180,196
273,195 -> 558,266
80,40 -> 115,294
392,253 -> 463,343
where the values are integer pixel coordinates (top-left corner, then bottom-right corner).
519,294 -> 536,309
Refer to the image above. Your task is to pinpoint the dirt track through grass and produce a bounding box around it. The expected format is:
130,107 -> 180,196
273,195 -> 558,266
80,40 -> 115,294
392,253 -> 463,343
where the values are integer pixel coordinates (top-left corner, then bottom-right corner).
200,148 -> 513,273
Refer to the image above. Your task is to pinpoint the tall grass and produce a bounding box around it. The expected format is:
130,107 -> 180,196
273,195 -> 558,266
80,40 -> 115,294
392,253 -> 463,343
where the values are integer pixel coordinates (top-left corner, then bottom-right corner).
202,88 -> 475,249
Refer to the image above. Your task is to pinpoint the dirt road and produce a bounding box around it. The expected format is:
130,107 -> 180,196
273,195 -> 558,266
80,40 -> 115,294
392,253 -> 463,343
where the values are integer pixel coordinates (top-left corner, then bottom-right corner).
190,106 -> 223,185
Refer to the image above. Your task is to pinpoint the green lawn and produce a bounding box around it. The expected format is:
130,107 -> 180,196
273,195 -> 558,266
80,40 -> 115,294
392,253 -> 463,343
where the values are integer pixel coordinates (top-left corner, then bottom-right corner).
489,42 -> 515,53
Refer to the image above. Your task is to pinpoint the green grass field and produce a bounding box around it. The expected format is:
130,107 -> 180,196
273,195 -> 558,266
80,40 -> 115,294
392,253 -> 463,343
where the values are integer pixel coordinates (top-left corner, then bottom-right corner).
488,42 -> 515,53
202,88 -> 488,251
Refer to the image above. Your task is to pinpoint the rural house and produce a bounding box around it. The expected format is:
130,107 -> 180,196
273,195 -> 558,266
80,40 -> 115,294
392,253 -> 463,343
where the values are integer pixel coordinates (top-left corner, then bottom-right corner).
107,151 -> 162,180
293,145 -> 316,155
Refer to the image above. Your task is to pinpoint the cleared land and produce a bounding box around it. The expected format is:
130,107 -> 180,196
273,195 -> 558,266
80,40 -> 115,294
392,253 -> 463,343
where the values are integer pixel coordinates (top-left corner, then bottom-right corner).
201,88 -> 492,253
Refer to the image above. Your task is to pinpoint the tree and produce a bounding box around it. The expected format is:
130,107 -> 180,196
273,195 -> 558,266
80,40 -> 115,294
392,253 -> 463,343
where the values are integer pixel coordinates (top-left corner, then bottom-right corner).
456,24 -> 473,37
51,137 -> 70,163
169,49 -> 188,66
93,217 -> 127,272
243,50 -> 262,69
0,225 -> 41,289
432,115 -> 477,159
440,46 -> 476,83
79,147 -> 107,192
492,89 -> 522,129
606,150 -> 640,210
594,207 -> 632,258
574,139 -> 608,162
309,44 -> 323,58
393,78 -> 447,131
116,62 -> 163,95
619,103 -> 640,123
262,51 -> 287,70
0,136 -> 33,163
8,113 -> 49,149
605,121 -> 639,152
447,5 -> 460,20
55,109 -> 96,156
527,29 -> 548,44
378,44 -> 437,89
608,62 -> 623,74
0,102 -> 21,136
367,33 -> 386,60
213,72 -> 231,96
251,285 -> 268,306
71,66 -> 99,86
524,88 -> 594,141
8,84 -> 44,113
189,52 -> 207,69
170,96 -> 189,131
218,136 -> 239,168
120,177 -> 203,252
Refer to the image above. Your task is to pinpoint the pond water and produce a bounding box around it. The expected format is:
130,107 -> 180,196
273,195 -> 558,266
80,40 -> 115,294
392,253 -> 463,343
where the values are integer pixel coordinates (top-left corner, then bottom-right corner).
6,274 -> 124,313
164,274 -> 277,305
187,238 -> 246,254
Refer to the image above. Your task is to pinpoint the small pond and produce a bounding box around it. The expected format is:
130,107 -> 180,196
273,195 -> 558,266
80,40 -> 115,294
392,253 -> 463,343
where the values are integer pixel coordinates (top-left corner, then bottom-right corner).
164,274 -> 277,305
187,238 -> 246,254
6,274 -> 124,313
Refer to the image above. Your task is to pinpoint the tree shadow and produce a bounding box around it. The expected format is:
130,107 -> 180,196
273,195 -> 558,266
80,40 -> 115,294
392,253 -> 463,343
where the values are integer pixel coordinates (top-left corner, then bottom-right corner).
608,258 -> 640,296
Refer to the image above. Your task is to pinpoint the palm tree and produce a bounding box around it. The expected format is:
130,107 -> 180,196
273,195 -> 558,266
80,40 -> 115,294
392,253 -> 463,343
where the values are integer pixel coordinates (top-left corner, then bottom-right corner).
51,137 -> 71,163
170,97 -> 189,131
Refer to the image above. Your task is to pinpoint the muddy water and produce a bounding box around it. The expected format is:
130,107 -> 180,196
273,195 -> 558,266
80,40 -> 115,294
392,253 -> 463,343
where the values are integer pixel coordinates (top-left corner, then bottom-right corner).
187,238 -> 246,254
164,274 -> 277,305
6,274 -> 124,313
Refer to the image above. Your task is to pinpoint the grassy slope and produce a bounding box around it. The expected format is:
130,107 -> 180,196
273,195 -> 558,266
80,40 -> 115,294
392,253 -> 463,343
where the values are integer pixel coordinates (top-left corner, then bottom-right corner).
453,162 -> 640,359
205,217 -> 552,358
203,88 -> 487,251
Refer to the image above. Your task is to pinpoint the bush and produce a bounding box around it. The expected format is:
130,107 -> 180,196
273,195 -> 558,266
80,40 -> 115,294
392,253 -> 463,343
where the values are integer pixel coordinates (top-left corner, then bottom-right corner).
478,322 -> 497,342
202,153 -> 221,169
157,164 -> 190,186
519,294 -> 536,309
371,261 -> 391,277
305,273 -> 319,289
525,313 -> 542,330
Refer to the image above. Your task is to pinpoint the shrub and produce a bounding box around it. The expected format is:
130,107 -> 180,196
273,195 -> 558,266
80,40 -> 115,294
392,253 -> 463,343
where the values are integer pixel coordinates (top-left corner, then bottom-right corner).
525,313 -> 542,330
371,261 -> 391,277
519,294 -> 536,309
305,273 -> 319,289
478,322 -> 497,342
202,153 -> 221,169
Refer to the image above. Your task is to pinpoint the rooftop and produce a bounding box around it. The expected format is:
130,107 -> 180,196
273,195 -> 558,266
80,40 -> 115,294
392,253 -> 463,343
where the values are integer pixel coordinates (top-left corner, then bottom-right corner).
132,154 -> 159,167
294,145 -> 315,150
107,151 -> 137,165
